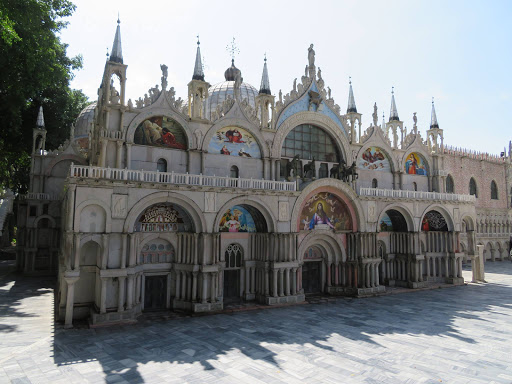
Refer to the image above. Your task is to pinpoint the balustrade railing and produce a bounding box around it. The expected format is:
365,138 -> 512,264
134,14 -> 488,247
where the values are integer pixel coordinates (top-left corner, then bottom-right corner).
359,187 -> 475,202
70,165 -> 297,192
19,192 -> 58,201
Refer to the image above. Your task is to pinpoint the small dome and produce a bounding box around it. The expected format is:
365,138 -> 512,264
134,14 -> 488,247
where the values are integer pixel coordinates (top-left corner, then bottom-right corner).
224,59 -> 241,81
74,102 -> 96,139
73,102 -> 96,156
205,81 -> 258,120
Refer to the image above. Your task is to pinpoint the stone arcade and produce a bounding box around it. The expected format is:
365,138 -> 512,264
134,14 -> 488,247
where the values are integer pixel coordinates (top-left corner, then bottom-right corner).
15,21 -> 512,327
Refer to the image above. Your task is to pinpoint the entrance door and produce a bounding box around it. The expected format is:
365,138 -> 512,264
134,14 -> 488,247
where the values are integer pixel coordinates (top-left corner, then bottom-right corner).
223,269 -> 240,303
302,261 -> 322,294
144,276 -> 167,311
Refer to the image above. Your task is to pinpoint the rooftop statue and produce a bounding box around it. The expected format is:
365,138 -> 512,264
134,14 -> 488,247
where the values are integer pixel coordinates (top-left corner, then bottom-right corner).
308,44 -> 315,67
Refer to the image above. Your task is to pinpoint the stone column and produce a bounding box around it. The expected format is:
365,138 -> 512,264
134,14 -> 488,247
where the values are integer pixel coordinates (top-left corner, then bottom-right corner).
125,143 -> 132,169
201,273 -> 208,304
73,233 -> 80,270
272,268 -> 278,297
327,264 -> 332,287
121,233 -> 127,269
210,272 -> 217,303
64,276 -> 79,329
181,271 -> 187,301
251,266 -> 256,294
279,268 -> 284,296
192,272 -> 198,302
166,273 -> 172,308
100,277 -> 107,314
175,270 -> 181,300
245,267 -> 250,296
99,139 -> 108,167
291,267 -> 297,295
126,275 -> 134,309
116,140 -> 123,168
118,276 -> 126,312
285,268 -> 290,296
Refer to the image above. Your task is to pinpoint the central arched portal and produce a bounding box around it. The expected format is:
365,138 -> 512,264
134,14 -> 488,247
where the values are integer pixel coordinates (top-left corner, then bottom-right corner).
302,245 -> 324,294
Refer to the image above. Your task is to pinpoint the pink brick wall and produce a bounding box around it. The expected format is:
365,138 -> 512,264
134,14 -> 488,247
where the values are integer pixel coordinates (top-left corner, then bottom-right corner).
442,154 -> 507,210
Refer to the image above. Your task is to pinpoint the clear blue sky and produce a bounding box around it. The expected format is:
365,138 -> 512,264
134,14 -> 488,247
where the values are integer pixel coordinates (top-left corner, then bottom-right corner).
60,0 -> 512,155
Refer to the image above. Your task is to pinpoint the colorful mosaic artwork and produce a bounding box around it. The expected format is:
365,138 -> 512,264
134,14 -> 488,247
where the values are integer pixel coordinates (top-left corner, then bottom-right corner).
300,192 -> 352,231
134,116 -> 187,149
219,205 -> 257,233
208,126 -> 261,158
421,210 -> 448,231
136,203 -> 192,232
405,152 -> 428,176
359,147 -> 390,171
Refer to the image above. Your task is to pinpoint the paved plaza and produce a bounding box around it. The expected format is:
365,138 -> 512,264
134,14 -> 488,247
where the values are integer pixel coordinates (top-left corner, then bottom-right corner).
1,261 -> 512,384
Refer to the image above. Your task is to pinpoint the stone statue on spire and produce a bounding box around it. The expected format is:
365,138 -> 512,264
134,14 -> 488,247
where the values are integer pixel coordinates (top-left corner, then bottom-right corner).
160,64 -> 168,90
308,44 -> 315,67
372,103 -> 378,127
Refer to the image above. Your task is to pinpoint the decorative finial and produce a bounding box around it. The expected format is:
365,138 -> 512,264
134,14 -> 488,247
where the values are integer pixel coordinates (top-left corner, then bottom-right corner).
392,86 -> 394,95
117,12 -> 120,24
226,37 -> 240,62
197,35 -> 200,46
349,76 -> 352,85
264,52 -> 267,62
432,96 -> 434,105
106,47 -> 109,58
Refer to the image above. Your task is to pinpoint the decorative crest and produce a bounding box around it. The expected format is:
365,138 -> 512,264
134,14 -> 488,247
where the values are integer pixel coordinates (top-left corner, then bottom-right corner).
226,37 -> 240,62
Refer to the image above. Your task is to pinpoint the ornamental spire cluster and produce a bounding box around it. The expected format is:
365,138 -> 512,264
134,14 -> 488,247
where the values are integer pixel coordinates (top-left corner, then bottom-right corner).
110,16 -> 123,64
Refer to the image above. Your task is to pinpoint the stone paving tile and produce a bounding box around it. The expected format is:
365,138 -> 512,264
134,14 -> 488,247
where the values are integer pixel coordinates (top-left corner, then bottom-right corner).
2,262 -> 512,383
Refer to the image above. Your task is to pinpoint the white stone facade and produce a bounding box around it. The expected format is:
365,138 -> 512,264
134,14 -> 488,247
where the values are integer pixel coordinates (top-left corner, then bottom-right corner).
15,31 -> 512,327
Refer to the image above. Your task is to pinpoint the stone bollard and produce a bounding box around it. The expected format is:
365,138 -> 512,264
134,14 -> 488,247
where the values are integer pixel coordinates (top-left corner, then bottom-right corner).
471,245 -> 486,283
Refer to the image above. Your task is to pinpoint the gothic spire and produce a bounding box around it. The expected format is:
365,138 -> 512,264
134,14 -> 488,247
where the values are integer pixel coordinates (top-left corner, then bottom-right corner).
430,97 -> 439,129
192,36 -> 205,81
347,77 -> 357,113
36,106 -> 45,128
389,87 -> 399,121
110,16 -> 123,64
259,55 -> 271,95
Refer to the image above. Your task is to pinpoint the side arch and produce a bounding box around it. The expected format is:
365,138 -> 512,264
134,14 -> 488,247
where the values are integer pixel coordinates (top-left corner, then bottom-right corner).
123,191 -> 206,233
125,108 -> 192,147
44,154 -> 87,177
357,142 -> 398,173
34,214 -> 57,228
202,118 -> 269,158
419,205 -> 455,232
213,196 -> 277,233
376,204 -> 415,232
136,232 -> 176,255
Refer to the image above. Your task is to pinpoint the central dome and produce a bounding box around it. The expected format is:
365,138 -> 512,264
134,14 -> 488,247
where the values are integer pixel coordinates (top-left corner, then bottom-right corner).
205,60 -> 258,120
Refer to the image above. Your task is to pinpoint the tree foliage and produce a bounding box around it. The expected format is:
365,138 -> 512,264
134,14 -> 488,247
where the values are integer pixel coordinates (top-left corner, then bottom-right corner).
0,0 -> 88,193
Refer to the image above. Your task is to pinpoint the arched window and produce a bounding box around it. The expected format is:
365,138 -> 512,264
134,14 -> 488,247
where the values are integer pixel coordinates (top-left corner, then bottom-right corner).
413,182 -> 418,191
372,178 -> 378,188
157,158 -> 167,172
281,124 -> 341,163
469,178 -> 478,197
230,165 -> 239,178
225,244 -> 242,268
446,175 -> 454,193
491,180 -> 498,200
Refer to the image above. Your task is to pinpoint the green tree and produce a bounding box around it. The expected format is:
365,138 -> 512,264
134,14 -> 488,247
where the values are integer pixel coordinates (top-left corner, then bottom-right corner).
0,0 -> 88,193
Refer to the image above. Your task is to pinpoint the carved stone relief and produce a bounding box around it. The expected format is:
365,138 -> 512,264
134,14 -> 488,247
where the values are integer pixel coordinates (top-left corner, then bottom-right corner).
279,201 -> 289,222
205,192 -> 216,213
112,194 -> 128,219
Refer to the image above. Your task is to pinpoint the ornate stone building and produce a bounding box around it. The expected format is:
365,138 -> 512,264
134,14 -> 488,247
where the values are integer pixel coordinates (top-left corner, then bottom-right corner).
15,21 -> 512,327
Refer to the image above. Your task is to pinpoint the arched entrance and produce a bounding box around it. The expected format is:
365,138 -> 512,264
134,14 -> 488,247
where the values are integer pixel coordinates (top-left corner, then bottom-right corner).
223,244 -> 243,303
217,203 -> 269,303
302,246 -> 324,294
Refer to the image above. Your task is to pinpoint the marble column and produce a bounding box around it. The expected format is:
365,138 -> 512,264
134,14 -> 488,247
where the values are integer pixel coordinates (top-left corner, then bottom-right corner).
272,269 -> 278,297
100,277 -> 107,314
64,276 -> 79,329
210,272 -> 217,303
117,276 -> 126,312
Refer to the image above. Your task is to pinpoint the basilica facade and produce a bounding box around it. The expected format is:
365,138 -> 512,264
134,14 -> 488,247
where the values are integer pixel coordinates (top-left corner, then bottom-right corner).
15,21 -> 512,327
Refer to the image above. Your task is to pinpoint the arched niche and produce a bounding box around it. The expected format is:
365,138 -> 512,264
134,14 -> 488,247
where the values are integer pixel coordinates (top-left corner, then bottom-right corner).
403,152 -> 429,176
298,231 -> 346,264
208,126 -> 261,158
378,209 -> 408,232
298,191 -> 352,232
218,204 -> 267,233
133,116 -> 188,150
123,192 -> 206,233
134,203 -> 195,233
421,209 -> 449,232
214,196 -> 276,233
79,204 -> 107,233
358,146 -> 392,172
